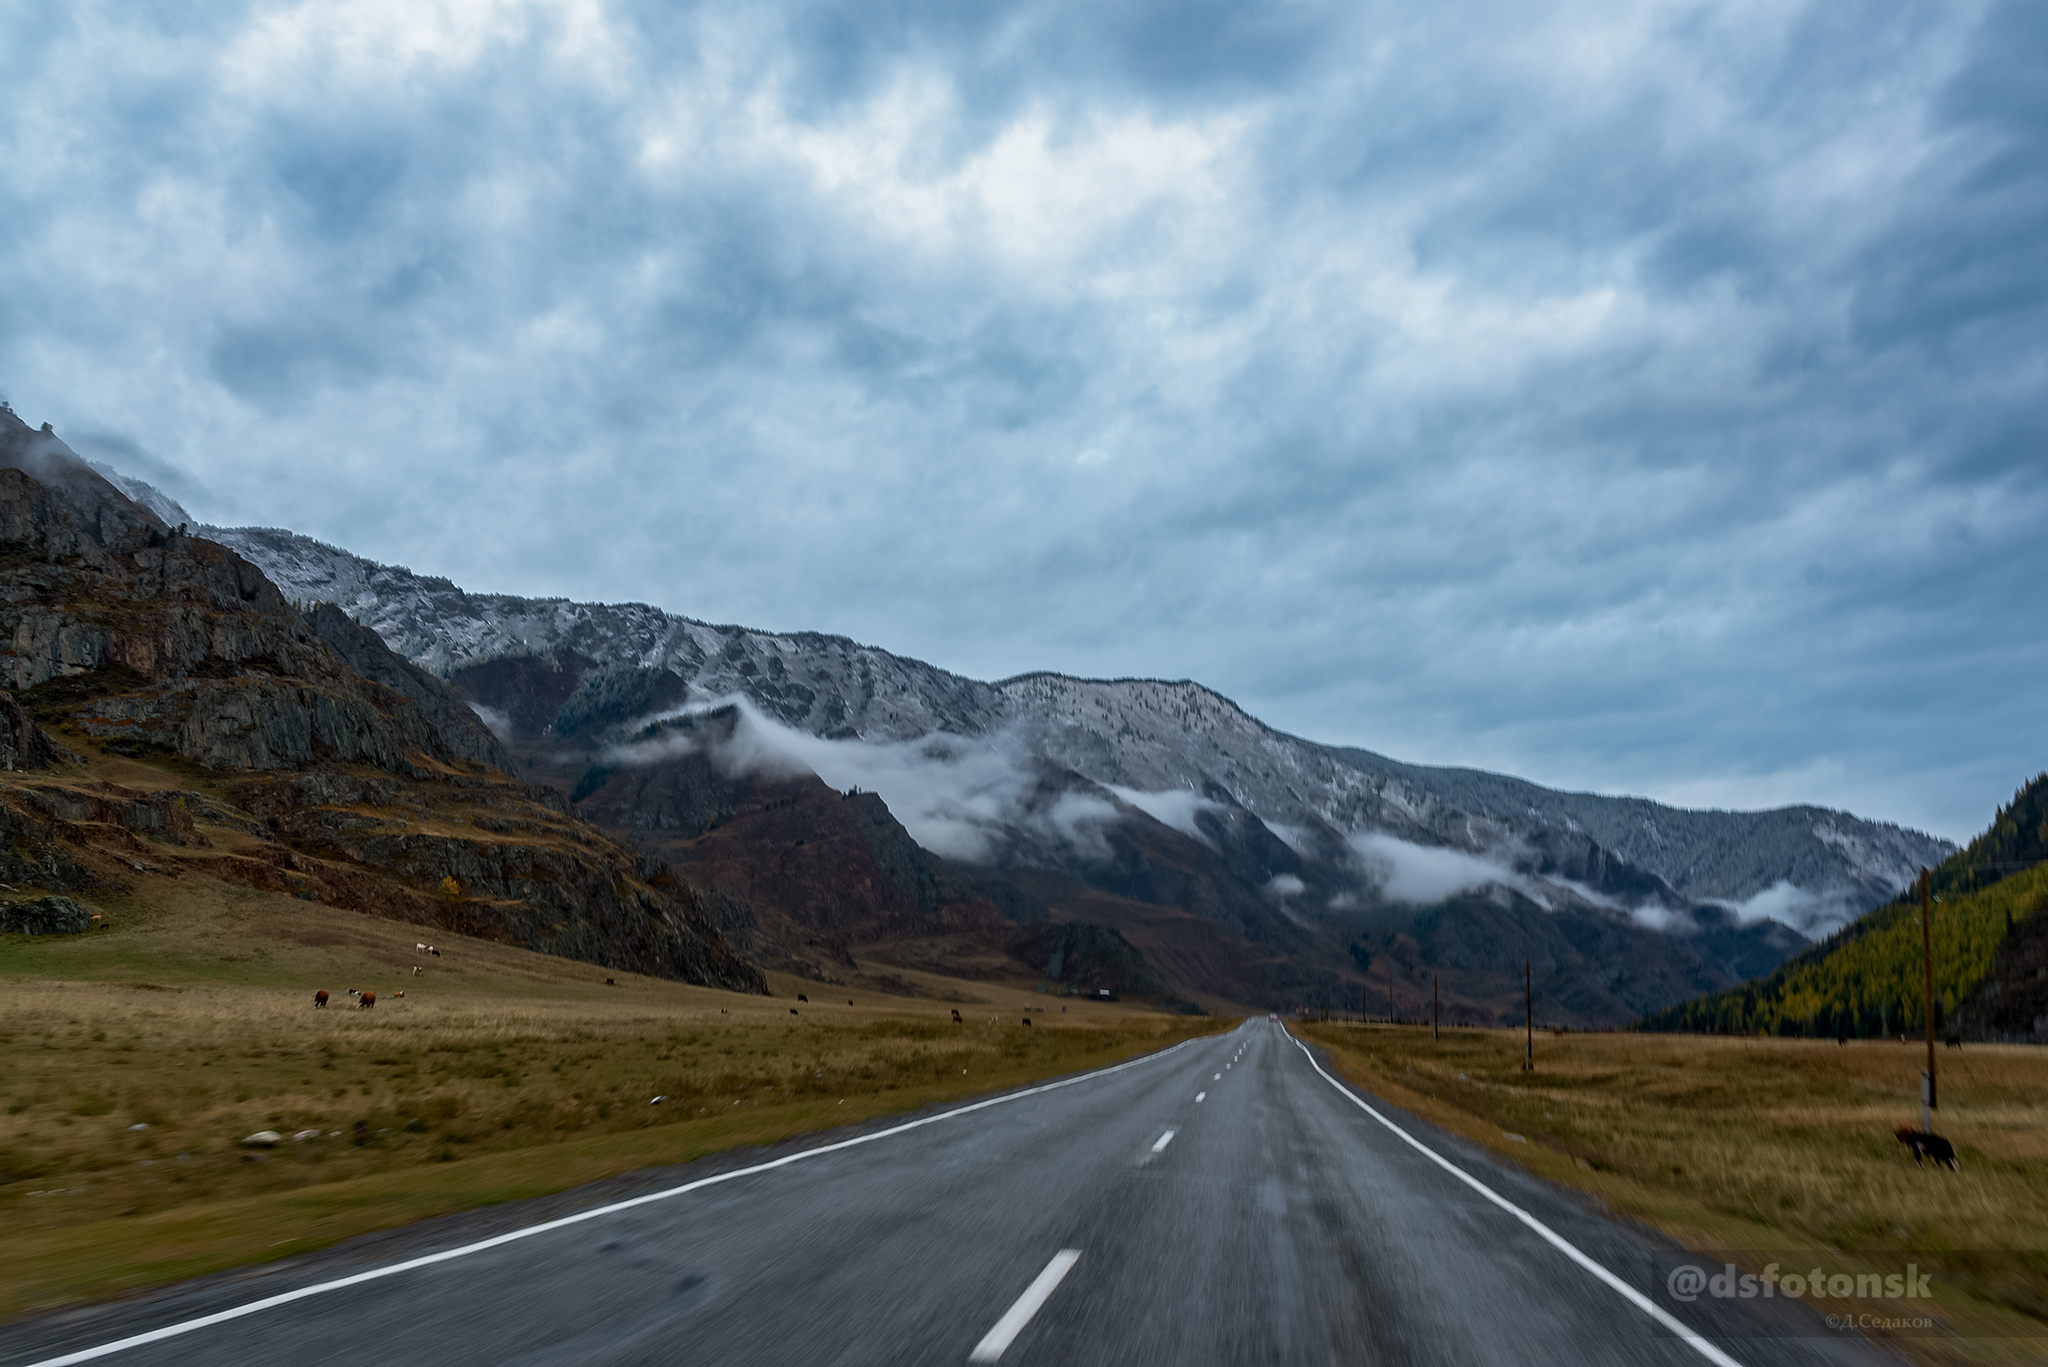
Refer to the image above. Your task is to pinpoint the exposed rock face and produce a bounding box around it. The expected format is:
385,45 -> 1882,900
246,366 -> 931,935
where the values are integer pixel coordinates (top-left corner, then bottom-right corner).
0,793 -> 104,892
216,768 -> 763,987
0,895 -> 94,934
0,409 -> 166,548
0,435 -> 763,994
0,461 -> 501,774
301,603 -> 512,771
0,693 -> 70,772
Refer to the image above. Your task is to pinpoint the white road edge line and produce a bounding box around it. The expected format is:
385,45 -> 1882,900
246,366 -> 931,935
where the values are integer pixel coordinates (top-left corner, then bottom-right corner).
1150,1130 -> 1176,1154
26,1040 -> 1208,1367
1284,1032 -> 1746,1367
968,1249 -> 1082,1363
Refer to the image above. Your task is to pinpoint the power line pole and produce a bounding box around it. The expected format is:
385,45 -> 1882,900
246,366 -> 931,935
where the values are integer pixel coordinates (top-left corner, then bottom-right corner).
1522,959 -> 1534,1071
1432,973 -> 1439,1042
1920,867 -> 1937,1133
1387,955 -> 1395,1024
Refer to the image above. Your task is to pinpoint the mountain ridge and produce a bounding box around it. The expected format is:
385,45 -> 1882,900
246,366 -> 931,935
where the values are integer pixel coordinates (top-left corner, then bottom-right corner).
208,520 -> 1952,932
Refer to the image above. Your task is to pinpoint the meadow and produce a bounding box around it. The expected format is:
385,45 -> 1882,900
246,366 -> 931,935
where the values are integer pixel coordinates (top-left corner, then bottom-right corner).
1299,1021 -> 2048,1365
0,880 -> 1223,1319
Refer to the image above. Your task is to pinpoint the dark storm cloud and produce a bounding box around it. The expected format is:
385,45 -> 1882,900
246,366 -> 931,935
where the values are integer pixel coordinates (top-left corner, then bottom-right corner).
0,0 -> 2041,839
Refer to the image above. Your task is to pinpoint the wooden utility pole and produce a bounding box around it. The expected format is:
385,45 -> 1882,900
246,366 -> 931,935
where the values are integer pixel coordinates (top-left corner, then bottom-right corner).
1432,973 -> 1439,1042
1361,982 -> 1367,1024
1920,867 -> 1937,1132
1522,959 -> 1534,1071
1387,956 -> 1396,1024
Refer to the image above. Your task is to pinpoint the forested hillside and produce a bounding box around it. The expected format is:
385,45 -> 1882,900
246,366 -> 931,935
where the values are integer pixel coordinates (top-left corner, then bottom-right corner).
1641,774 -> 2048,1036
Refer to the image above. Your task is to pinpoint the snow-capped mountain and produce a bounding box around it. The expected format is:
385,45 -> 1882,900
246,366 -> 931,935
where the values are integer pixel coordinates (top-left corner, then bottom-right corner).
212,523 -> 1952,935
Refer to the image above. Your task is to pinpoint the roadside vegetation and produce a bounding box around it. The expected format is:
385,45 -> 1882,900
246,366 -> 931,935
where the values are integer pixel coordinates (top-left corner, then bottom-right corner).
1644,775 -> 2048,1038
1299,1021 -> 2048,1364
0,879 -> 1224,1320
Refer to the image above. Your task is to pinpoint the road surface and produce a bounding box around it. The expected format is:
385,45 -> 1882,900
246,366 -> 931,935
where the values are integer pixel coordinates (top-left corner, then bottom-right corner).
1,1020 -> 1903,1366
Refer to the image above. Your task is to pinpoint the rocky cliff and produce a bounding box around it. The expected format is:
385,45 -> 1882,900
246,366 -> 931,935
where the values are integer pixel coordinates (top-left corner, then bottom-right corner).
0,413 -> 763,994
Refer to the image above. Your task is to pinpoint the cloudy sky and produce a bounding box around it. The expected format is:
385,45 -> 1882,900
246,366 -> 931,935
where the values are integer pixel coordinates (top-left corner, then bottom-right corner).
3,0 -> 2042,840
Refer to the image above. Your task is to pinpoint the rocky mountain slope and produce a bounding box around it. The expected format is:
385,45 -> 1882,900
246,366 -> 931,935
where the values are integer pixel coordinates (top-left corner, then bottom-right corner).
171,509 -> 1963,1023
213,523 -> 1950,922
0,410 -> 762,993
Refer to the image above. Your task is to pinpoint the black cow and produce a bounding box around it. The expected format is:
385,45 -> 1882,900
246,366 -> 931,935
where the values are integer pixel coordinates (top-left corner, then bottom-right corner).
1895,1126 -> 1959,1171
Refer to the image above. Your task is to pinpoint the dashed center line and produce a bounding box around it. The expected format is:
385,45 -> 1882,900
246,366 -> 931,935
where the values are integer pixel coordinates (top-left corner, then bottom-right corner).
1213,1073 -> 1221,1080
1150,1130 -> 1176,1154
968,1250 -> 1082,1363
1196,1091 -> 1206,1103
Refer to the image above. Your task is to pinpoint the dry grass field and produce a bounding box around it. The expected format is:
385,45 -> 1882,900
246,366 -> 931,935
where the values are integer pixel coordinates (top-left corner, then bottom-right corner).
0,878 -> 1225,1320
1299,1022 -> 2048,1365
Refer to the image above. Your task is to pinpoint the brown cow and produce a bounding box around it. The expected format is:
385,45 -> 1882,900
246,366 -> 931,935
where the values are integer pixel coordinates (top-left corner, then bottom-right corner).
313,990 -> 329,1008
359,990 -> 377,1009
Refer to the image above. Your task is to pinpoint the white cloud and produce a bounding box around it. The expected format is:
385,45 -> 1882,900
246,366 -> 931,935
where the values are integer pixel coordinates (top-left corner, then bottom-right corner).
1629,904 -> 1685,933
1709,879 -> 1863,936
1347,831 -> 1519,905
1106,785 -> 1223,844
610,697 -> 1115,864
465,701 -> 512,740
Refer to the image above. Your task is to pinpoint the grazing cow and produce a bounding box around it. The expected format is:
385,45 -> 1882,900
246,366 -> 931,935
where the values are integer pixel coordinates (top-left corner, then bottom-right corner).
429,946 -> 440,957
416,943 -> 427,952
393,990 -> 404,999
797,994 -> 808,1002
313,990 -> 329,1008
950,1009 -> 963,1024
606,977 -> 615,986
1022,1018 -> 1032,1027
347,988 -> 360,998
1945,1036 -> 1963,1049
359,990 -> 376,1009
847,1000 -> 854,1006
1896,1125 -> 1959,1170
413,966 -> 421,976
790,1008 -> 799,1016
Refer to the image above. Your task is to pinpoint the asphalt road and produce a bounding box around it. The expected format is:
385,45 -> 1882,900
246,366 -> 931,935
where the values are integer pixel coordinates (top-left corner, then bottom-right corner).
3,1020 -> 1905,1367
